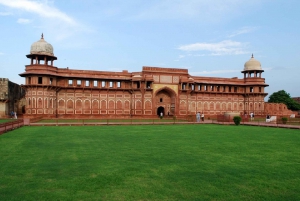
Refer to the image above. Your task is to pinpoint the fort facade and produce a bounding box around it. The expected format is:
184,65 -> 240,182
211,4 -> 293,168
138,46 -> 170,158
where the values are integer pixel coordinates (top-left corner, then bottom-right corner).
19,35 -> 292,118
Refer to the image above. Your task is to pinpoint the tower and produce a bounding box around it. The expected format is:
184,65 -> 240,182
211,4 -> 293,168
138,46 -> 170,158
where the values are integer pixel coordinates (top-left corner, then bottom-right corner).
19,34 -> 58,117
242,54 -> 268,115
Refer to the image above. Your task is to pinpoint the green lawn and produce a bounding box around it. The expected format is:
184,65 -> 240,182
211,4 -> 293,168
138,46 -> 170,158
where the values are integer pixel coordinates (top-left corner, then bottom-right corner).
0,119 -> 14,123
0,125 -> 299,200
38,118 -> 186,123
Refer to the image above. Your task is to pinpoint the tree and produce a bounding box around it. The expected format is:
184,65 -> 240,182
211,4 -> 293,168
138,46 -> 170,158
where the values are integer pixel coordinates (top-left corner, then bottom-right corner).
268,90 -> 300,111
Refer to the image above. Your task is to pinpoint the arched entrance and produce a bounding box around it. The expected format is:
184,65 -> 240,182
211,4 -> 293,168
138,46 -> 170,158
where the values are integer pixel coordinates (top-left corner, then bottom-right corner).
155,87 -> 176,116
157,106 -> 164,116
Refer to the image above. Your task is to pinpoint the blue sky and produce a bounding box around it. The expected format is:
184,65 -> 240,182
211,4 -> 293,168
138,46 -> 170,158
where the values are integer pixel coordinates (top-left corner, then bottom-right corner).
0,0 -> 299,99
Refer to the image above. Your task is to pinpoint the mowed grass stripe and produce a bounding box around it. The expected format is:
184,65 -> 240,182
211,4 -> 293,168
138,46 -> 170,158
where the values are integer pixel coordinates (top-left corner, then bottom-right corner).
0,125 -> 299,201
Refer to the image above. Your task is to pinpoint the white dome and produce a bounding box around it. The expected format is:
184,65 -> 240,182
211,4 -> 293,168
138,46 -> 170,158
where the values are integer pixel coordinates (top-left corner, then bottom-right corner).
30,34 -> 54,56
244,54 -> 262,71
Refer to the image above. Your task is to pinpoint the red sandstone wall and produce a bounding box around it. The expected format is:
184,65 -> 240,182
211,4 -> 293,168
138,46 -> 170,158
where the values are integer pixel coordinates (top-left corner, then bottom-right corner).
264,102 -> 294,116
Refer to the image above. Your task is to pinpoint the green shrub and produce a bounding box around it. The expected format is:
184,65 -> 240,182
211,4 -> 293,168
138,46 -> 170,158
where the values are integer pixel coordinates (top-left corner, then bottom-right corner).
281,117 -> 288,124
233,116 -> 242,125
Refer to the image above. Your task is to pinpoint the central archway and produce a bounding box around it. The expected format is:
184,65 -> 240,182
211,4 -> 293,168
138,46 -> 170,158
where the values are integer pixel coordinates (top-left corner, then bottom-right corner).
157,106 -> 164,116
154,87 -> 176,116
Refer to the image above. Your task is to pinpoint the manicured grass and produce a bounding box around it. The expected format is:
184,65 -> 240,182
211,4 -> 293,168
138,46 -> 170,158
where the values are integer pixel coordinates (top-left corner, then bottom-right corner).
0,125 -> 299,200
38,118 -> 186,123
0,119 -> 14,123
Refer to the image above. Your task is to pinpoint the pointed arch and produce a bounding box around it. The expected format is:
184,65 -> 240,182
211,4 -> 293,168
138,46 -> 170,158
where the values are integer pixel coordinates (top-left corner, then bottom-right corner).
216,102 -> 221,110
144,100 -> 152,110
92,99 -> 99,110
76,99 -> 82,109
135,100 -> 142,110
58,99 -> 65,108
108,100 -> 115,109
84,99 -> 91,110
116,100 -> 122,110
101,100 -> 107,109
37,97 -> 43,108
67,99 -> 74,109
124,100 -> 130,110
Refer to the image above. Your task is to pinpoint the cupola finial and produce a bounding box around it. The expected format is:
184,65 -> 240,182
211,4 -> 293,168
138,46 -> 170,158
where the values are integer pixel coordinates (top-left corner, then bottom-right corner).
251,53 -> 254,58
41,33 -> 44,39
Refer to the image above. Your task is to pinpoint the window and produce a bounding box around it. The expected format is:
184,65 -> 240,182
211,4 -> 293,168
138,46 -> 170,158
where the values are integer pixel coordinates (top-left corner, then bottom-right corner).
117,81 -> 121,88
68,79 -> 73,86
234,87 -> 237,93
217,86 -> 220,92
210,85 -> 214,91
259,87 -> 262,92
146,82 -> 151,88
109,81 -> 113,88
38,77 -> 43,84
204,85 -> 207,91
136,82 -> 140,89
198,84 -> 201,91
250,87 -> 254,93
85,80 -> 90,87
77,80 -> 81,86
182,83 -> 186,90
229,86 -> 232,92
160,98 -> 163,102
191,84 -> 195,90
102,81 -> 106,87
50,78 -> 53,85
93,80 -> 97,87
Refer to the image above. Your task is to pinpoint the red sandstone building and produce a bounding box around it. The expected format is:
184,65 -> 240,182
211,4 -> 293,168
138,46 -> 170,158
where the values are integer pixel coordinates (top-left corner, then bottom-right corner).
20,35 -> 278,118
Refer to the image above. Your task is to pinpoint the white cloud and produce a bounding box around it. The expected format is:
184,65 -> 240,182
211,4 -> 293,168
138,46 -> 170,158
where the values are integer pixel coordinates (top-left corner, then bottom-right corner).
0,11 -> 12,15
262,67 -> 272,71
17,18 -> 31,24
0,0 -> 95,42
228,26 -> 257,38
178,40 -> 249,56
0,0 -> 76,25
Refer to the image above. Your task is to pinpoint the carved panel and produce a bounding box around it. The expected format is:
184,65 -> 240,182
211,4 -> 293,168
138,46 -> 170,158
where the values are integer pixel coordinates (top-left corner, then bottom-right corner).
153,75 -> 159,82
173,76 -> 179,83
160,75 -> 172,83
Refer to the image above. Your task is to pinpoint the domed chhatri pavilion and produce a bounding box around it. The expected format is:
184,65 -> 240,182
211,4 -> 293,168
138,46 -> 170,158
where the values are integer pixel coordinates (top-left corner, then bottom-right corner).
20,35 -> 280,118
